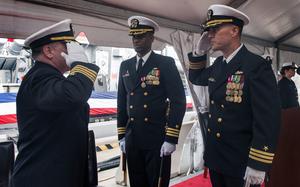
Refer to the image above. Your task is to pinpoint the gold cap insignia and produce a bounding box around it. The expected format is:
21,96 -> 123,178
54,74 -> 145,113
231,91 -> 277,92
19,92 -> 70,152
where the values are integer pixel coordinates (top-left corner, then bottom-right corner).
207,9 -> 213,20
130,19 -> 139,28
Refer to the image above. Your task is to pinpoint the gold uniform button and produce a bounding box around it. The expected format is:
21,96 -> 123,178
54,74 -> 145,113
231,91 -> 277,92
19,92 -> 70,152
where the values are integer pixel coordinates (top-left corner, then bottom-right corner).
130,105 -> 133,109
208,114 -> 211,118
144,92 -> 148,96
221,104 -> 224,108
211,100 -> 214,104
217,118 -> 222,123
144,118 -> 148,122
130,92 -> 134,96
208,128 -> 211,132
216,133 -> 221,138
144,104 -> 148,108
130,118 -> 134,121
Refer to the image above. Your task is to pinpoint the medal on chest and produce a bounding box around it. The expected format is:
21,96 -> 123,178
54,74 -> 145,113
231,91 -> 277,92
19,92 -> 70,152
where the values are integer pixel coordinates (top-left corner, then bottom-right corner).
225,72 -> 244,103
141,77 -> 146,88
143,68 -> 160,87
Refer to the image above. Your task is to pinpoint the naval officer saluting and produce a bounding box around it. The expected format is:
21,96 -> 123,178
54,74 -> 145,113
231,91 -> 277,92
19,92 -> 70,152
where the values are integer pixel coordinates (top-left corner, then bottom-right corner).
188,4 -> 281,187
12,19 -> 99,187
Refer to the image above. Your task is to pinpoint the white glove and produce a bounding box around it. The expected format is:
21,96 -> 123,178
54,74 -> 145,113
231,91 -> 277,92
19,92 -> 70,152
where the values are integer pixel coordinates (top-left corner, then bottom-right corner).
61,41 -> 89,67
243,166 -> 265,185
196,32 -> 211,55
119,137 -> 126,153
160,141 -> 176,157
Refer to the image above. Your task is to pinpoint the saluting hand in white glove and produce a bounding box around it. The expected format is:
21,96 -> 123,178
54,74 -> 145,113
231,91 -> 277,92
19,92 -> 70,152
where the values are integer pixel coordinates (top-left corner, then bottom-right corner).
119,137 -> 126,153
196,32 -> 211,55
243,166 -> 265,185
61,41 -> 89,67
160,141 -> 176,157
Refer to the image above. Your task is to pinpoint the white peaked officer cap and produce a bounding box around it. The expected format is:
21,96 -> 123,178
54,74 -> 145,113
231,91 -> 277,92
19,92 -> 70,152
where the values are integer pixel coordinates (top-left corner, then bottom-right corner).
203,4 -> 250,31
282,62 -> 298,69
128,16 -> 159,36
24,19 -> 75,49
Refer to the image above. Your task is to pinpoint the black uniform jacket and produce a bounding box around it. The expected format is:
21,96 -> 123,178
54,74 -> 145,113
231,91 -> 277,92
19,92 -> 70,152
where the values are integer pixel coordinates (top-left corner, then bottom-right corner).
12,61 -> 99,187
117,52 -> 186,149
189,46 -> 281,177
278,77 -> 299,109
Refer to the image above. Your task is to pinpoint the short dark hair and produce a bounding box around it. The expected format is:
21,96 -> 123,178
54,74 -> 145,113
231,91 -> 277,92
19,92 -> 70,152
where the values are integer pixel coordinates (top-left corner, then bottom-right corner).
31,46 -> 43,59
238,26 -> 243,37
280,66 -> 294,75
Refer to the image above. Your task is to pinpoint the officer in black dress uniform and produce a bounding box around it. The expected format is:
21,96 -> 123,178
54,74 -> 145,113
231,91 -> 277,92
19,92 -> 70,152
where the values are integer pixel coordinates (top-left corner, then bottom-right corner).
117,16 -> 186,187
278,62 -> 299,109
12,19 -> 99,187
188,4 -> 281,187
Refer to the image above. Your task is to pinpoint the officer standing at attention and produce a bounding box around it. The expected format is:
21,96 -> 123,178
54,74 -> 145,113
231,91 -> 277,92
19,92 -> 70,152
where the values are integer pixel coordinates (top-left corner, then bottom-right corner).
117,16 -> 186,187
12,19 -> 99,187
278,62 -> 299,109
188,4 -> 280,187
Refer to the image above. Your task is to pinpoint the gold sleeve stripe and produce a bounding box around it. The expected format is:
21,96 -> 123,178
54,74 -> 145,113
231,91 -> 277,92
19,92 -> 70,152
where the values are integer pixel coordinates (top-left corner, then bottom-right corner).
249,151 -> 273,160
71,70 -> 95,82
70,70 -> 93,81
71,65 -> 97,78
189,63 -> 206,69
166,133 -> 179,138
166,131 -> 179,136
166,128 -> 180,132
189,63 -> 205,67
249,155 -> 273,164
117,129 -> 126,132
250,148 -> 275,157
117,127 -> 126,130
166,132 -> 179,136
166,130 -> 179,134
166,130 -> 179,135
70,65 -> 97,83
72,65 -> 97,79
75,65 -> 98,75
189,66 -> 203,70
167,127 -> 179,131
189,66 -> 203,69
166,132 -> 179,137
189,62 -> 206,65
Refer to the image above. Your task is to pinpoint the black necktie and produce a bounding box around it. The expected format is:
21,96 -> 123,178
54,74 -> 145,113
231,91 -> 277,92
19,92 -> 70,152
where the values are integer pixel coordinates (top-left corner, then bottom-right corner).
222,59 -> 227,70
137,58 -> 143,73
